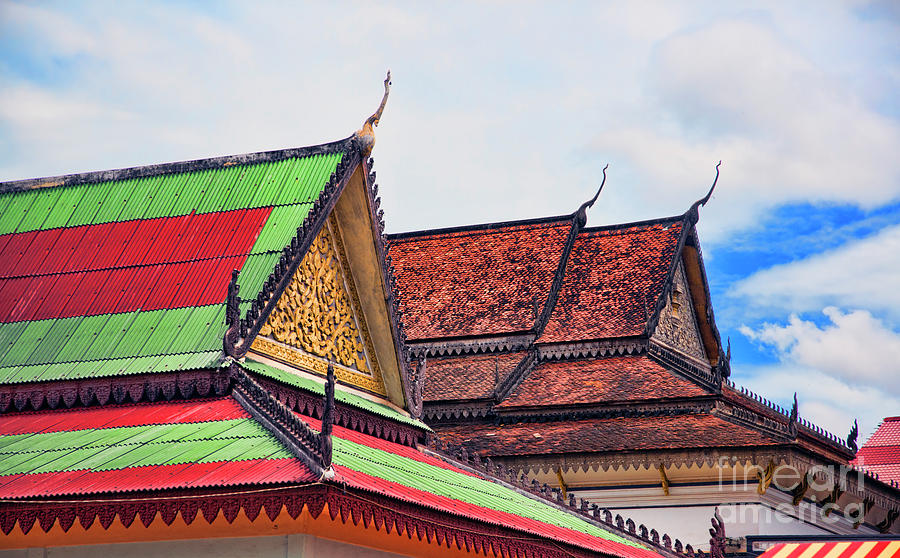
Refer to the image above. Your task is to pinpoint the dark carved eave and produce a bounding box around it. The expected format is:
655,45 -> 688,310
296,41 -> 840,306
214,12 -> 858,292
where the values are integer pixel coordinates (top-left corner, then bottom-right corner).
0,368 -> 231,413
248,368 -> 426,447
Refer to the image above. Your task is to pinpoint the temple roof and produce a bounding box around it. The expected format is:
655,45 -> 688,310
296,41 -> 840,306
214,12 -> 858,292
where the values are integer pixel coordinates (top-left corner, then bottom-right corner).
0,132 -> 682,556
436,413 -> 781,457
853,416 -> 900,486
497,355 -> 710,409
389,217 -> 572,340
0,142 -> 351,386
0,380 -> 662,558
538,219 -> 684,343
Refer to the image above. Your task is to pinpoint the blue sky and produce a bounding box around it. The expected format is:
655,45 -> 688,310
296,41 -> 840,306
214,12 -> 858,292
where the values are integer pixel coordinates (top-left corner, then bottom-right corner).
1,1 -> 898,441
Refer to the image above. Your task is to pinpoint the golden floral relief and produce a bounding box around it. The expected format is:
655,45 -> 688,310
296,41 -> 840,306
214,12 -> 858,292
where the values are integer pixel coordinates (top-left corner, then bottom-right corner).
259,225 -> 371,374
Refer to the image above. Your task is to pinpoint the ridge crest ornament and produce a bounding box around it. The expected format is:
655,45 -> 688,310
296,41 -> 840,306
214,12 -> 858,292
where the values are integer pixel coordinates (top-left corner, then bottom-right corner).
253,221 -> 387,395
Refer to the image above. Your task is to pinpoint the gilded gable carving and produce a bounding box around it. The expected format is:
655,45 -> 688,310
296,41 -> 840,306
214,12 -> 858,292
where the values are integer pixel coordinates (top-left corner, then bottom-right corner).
253,221 -> 386,395
652,260 -> 707,363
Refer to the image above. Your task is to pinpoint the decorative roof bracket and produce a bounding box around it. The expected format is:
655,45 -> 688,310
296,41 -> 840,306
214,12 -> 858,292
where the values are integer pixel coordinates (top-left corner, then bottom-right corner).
847,418 -> 859,453
708,507 -> 726,558
230,362 -> 335,478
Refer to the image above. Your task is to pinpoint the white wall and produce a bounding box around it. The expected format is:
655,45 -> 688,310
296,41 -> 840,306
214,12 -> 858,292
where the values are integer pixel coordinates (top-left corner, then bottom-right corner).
0,534 -> 410,558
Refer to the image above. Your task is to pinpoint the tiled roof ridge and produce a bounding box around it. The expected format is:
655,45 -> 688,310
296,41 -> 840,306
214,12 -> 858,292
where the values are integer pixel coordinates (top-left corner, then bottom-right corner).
579,214 -> 688,235
0,137 -> 354,194
425,436 -> 704,558
490,179 -> 612,403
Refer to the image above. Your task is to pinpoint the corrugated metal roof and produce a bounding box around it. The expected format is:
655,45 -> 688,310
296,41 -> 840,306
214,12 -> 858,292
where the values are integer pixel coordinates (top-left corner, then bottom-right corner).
0,396 -> 658,557
0,149 -> 345,385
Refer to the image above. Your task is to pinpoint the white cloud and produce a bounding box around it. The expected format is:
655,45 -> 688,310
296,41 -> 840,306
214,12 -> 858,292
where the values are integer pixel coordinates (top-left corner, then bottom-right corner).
736,306 -> 900,439
731,224 -> 900,320
741,307 -> 900,394
593,17 -> 900,241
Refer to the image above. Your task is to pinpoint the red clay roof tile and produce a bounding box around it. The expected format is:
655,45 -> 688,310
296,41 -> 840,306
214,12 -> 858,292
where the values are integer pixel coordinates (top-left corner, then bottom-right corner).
424,351 -> 526,401
388,219 -> 572,340
852,416 -> 900,484
435,414 -> 780,456
539,220 -> 683,343
498,355 -> 709,408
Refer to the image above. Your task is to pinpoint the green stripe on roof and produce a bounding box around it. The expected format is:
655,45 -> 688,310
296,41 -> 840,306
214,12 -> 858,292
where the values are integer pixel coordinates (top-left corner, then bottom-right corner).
0,418 -> 289,475
0,153 -> 342,236
242,359 -> 430,431
332,437 -> 642,548
0,351 -> 222,384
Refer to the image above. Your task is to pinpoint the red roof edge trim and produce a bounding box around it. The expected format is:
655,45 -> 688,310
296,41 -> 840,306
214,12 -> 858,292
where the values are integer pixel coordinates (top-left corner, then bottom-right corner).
333,465 -> 657,558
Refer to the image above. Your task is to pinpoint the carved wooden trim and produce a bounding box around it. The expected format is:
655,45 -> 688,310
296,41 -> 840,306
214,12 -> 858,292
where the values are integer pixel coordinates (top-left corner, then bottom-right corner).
0,369 -> 230,413
249,373 -> 424,447
229,363 -> 332,477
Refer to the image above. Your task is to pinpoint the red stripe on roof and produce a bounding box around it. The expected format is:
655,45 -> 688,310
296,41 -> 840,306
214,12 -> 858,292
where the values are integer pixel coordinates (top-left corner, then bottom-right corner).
0,397 -> 248,436
333,465 -> 658,558
0,458 -> 313,498
0,207 -> 271,322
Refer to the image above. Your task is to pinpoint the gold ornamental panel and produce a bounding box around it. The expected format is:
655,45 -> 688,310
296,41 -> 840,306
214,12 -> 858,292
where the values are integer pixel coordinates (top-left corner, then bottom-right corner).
254,222 -> 386,395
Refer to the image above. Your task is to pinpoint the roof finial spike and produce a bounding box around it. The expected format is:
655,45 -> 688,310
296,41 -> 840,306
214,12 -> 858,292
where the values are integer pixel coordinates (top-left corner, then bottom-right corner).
356,70 -> 392,157
688,161 -> 722,217
575,164 -> 609,225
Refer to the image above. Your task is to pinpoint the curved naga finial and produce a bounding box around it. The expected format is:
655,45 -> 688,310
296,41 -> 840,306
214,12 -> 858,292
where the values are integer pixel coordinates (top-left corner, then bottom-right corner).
688,161 -> 722,218
575,164 -> 609,226
356,70 -> 392,157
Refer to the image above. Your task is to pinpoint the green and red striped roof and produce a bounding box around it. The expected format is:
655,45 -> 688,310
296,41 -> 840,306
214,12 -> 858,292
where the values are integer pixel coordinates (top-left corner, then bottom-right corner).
0,145 -> 347,385
0,395 -> 657,558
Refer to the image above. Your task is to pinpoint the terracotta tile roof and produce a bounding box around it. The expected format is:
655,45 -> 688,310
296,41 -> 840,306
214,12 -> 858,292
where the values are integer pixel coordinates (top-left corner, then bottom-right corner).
538,220 -> 684,343
388,219 -> 572,340
424,351 -> 526,401
852,416 -> 900,484
435,414 -> 780,456
498,355 -> 709,408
